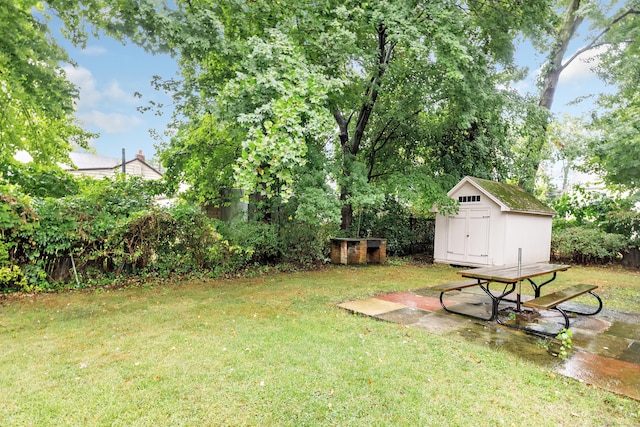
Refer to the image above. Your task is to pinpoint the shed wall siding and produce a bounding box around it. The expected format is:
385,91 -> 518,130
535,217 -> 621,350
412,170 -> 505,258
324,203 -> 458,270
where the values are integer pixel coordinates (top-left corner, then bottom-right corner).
488,207 -> 506,265
503,213 -> 552,264
433,214 -> 447,263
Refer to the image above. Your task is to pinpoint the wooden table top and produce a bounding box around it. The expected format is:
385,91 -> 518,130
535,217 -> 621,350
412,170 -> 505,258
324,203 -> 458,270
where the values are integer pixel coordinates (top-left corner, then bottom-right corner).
458,263 -> 571,283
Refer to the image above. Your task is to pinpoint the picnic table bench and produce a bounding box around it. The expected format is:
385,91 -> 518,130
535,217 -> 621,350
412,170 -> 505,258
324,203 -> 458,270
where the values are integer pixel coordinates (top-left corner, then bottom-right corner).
522,283 -> 603,333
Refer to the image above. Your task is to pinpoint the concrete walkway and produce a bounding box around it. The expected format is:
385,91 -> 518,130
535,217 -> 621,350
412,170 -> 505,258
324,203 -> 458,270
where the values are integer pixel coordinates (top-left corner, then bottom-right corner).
338,286 -> 640,401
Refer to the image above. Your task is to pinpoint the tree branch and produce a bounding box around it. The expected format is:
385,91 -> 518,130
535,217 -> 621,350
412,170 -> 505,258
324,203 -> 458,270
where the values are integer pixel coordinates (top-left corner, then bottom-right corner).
561,8 -> 639,72
332,107 -> 352,148
352,23 -> 396,155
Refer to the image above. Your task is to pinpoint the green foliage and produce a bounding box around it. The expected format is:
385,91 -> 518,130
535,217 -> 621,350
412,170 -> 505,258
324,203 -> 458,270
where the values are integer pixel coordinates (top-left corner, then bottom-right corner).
357,197 -> 434,256
121,0 -> 556,229
1,171 -> 252,290
0,1 -> 92,164
216,220 -> 280,265
0,265 -> 27,290
586,1 -> 640,191
0,237 -> 27,290
216,213 -> 337,268
551,226 -> 628,264
223,29 -> 335,202
554,329 -> 573,360
103,204 -> 229,275
544,185 -> 637,265
279,220 -> 337,266
0,160 -> 81,198
1,161 -> 348,292
588,92 -> 640,189
552,187 -> 640,247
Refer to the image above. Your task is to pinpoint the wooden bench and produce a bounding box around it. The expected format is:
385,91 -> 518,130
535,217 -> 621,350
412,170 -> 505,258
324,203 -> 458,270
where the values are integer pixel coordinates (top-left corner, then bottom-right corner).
519,284 -> 603,337
523,284 -> 602,313
430,279 -> 489,292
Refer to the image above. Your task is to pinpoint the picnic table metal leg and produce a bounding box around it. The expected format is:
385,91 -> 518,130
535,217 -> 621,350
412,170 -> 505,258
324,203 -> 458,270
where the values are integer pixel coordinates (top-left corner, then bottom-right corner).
527,272 -> 557,298
559,290 -> 603,316
439,291 -> 494,322
439,282 -> 515,322
496,306 -> 570,338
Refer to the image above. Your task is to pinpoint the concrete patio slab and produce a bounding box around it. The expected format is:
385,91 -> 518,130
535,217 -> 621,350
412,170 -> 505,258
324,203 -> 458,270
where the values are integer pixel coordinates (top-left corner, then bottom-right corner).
375,307 -> 429,325
337,298 -> 406,316
557,351 -> 640,401
375,291 -> 454,311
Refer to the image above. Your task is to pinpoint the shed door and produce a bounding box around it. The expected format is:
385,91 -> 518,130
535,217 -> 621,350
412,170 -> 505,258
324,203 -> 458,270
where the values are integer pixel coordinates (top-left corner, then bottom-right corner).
446,208 -> 490,265
466,208 -> 490,265
446,212 -> 467,263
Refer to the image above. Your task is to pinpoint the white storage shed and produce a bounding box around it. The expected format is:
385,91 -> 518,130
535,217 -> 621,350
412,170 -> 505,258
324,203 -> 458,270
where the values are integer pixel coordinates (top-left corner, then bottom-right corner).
433,176 -> 555,267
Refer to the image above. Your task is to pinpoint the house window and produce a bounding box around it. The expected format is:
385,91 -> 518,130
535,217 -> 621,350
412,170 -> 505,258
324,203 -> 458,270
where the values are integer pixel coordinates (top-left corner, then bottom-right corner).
458,195 -> 481,203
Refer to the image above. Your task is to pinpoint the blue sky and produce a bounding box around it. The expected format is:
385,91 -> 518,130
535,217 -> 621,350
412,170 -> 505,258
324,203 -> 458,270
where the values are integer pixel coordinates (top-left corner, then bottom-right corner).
54,25 -> 178,163
55,23 -> 613,163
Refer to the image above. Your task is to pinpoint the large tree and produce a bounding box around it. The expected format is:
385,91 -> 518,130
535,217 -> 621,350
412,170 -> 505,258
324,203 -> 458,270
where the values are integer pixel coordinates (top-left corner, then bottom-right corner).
0,0 -> 91,164
150,1 -> 553,229
517,0 -> 640,191
47,1 -> 554,229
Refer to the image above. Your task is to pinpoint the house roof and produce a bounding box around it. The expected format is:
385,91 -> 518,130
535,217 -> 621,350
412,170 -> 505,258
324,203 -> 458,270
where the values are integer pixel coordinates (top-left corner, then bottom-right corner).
15,150 -> 162,177
65,152 -> 122,170
449,176 -> 555,216
62,152 -> 162,176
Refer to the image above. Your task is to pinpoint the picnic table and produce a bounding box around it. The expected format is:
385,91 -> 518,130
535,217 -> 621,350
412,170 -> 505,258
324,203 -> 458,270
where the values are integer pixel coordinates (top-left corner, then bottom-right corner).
431,263 -> 602,337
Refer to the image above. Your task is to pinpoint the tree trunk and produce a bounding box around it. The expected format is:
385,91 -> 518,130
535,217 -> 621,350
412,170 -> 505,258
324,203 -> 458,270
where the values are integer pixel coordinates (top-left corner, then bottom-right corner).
333,23 -> 395,231
519,0 -> 583,190
538,0 -> 584,111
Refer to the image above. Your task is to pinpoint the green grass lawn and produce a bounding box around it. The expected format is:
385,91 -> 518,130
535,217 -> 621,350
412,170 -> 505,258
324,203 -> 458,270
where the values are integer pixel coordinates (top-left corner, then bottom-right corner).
1,263 -> 638,426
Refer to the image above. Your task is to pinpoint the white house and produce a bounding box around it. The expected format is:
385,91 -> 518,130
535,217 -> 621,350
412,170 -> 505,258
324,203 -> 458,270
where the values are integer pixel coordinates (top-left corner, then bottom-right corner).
14,149 -> 162,180
62,150 -> 162,180
433,176 -> 555,267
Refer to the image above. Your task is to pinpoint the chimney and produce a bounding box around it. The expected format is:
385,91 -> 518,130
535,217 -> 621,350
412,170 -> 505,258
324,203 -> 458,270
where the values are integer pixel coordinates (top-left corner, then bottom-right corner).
135,150 -> 145,162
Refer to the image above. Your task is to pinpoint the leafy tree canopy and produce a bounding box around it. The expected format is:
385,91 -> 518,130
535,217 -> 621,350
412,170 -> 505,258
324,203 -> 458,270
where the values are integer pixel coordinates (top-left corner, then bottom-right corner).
0,1 -> 92,165
587,2 -> 640,190
519,0 -> 640,191
46,1 -> 556,229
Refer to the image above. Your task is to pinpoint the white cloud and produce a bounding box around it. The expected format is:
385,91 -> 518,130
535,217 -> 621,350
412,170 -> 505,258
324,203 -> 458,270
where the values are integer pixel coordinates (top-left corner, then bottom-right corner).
81,45 -> 108,56
559,45 -> 606,84
63,65 -> 101,107
77,111 -> 144,134
103,81 -> 137,104
62,65 -> 137,108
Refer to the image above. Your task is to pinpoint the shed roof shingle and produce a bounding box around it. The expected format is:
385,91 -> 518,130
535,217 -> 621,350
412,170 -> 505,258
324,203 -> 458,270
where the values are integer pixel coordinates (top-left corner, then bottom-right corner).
452,176 -> 555,215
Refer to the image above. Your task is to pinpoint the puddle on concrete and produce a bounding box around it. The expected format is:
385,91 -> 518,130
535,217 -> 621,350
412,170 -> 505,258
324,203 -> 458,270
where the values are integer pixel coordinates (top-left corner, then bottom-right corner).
453,322 -> 562,369
621,341 -> 640,365
573,325 -> 635,358
375,307 -> 428,325
606,320 -> 640,340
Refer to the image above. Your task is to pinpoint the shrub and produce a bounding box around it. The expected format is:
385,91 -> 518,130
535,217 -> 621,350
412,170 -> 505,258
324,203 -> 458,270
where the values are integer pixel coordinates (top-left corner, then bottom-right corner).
356,197 -> 434,256
551,226 -> 628,264
102,203 -> 249,276
278,220 -> 336,265
1,172 -> 252,289
215,219 -> 282,264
